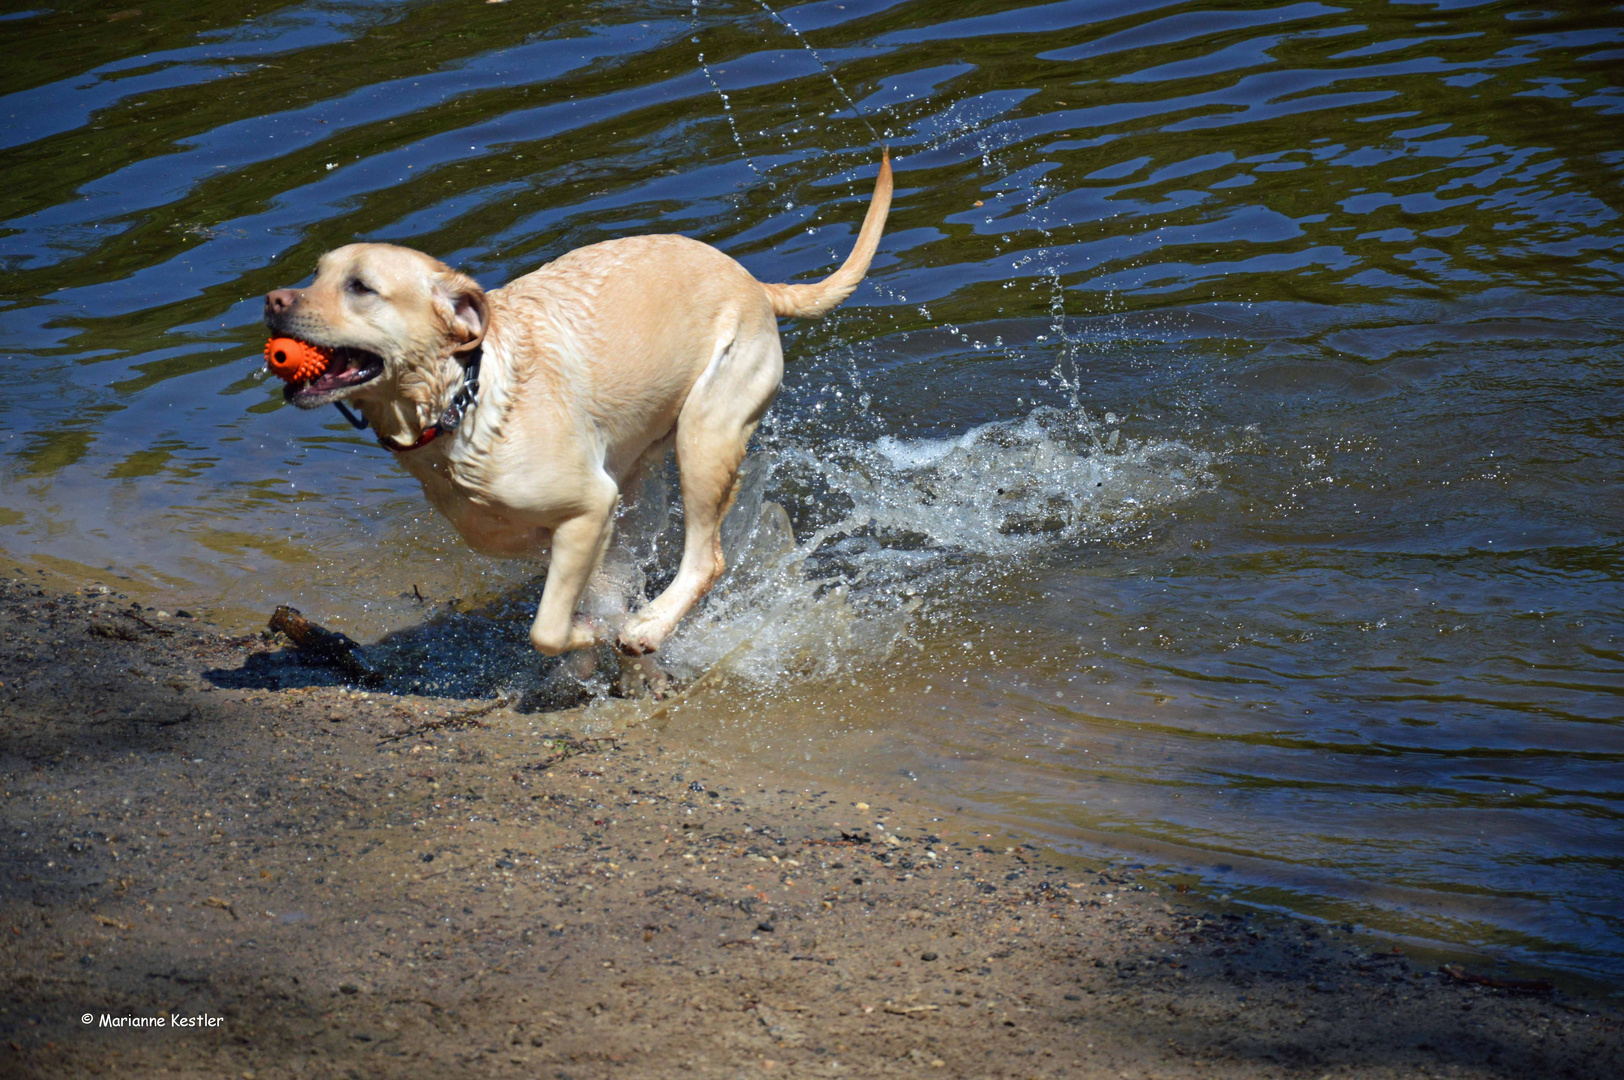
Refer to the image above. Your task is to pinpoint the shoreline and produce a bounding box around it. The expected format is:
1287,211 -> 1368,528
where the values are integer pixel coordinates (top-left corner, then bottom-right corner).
1,572 -> 1619,1078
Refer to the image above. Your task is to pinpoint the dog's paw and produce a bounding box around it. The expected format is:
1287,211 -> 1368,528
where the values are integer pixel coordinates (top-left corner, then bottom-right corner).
531,616 -> 604,656
615,624 -> 661,656
616,635 -> 654,656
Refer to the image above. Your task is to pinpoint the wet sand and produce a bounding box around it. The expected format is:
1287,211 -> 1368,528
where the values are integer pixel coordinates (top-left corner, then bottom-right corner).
1,572 -> 1619,1079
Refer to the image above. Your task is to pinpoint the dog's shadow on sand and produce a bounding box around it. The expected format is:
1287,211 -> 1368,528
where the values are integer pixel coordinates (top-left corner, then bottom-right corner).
202,591 -> 611,714
204,459 -> 796,712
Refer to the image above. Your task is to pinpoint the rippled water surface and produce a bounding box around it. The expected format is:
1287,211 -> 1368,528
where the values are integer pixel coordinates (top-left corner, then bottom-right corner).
3,0 -> 1622,982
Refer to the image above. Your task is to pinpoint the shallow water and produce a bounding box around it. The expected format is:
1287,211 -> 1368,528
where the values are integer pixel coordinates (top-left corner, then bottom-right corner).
2,0 -> 1622,983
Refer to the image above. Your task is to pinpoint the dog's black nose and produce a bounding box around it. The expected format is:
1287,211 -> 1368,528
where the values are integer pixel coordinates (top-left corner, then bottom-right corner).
264,288 -> 301,318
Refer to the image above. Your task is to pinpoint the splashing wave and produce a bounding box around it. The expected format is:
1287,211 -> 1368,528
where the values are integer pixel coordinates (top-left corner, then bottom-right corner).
656,405 -> 1215,682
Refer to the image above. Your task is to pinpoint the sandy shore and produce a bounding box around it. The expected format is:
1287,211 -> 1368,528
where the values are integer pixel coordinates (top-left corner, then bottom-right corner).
1,572 -> 1619,1079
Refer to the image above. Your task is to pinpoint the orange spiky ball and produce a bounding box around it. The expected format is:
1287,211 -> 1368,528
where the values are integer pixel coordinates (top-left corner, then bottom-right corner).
264,337 -> 332,383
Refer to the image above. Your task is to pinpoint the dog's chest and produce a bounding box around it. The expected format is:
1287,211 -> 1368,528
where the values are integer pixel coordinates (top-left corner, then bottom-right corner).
404,452 -> 556,559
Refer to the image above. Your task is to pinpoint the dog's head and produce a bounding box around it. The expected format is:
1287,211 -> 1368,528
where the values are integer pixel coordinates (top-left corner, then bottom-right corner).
264,243 -> 488,411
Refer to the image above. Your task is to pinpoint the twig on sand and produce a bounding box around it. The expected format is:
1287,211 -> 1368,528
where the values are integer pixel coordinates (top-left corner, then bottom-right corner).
378,697 -> 513,744
522,734 -> 621,771
117,609 -> 174,636
1440,965 -> 1554,994
268,605 -> 384,687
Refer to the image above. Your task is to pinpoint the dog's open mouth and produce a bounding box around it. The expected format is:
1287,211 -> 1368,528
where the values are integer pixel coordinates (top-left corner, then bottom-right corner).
283,347 -> 384,407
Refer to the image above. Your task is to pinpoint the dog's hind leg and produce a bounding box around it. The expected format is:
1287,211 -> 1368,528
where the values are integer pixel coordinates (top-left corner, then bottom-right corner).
618,322 -> 782,656
529,474 -> 620,656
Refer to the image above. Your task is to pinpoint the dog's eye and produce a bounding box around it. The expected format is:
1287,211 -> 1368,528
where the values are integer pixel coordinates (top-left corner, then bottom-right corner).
347,278 -> 375,296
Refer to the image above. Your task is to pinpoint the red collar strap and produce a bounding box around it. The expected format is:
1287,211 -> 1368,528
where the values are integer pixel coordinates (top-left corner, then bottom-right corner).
380,425 -> 440,453
334,405 -> 441,453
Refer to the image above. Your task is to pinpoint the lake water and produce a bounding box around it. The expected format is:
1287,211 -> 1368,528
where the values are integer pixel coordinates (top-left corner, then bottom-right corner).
2,0 -> 1621,985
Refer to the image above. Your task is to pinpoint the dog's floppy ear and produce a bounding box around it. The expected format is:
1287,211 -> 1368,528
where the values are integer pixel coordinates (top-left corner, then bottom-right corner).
434,271 -> 489,355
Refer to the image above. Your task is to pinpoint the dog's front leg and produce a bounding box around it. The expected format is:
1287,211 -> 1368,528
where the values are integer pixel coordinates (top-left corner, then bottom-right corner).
529,487 -> 618,656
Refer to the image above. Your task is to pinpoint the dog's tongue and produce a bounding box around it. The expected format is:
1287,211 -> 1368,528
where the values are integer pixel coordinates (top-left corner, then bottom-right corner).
264,337 -> 333,383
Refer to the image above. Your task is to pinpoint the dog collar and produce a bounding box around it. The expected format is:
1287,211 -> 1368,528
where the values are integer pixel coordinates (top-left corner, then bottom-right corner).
381,423 -> 443,453
334,348 -> 481,453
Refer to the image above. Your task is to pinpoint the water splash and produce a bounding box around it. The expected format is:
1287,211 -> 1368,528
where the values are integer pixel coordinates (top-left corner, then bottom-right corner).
650,405 -> 1215,684
690,0 -> 768,181
748,0 -> 880,142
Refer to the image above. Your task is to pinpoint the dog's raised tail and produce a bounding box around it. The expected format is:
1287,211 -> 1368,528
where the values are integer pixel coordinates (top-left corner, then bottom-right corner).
761,149 -> 892,319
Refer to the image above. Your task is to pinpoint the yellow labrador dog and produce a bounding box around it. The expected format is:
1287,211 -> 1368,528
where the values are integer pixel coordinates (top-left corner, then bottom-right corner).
265,153 -> 891,662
